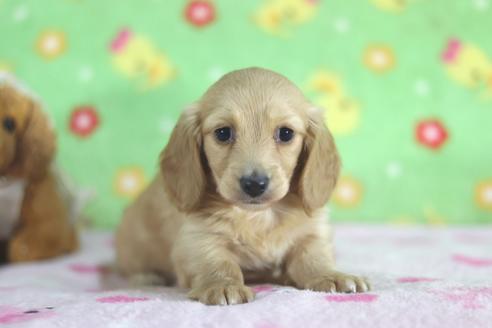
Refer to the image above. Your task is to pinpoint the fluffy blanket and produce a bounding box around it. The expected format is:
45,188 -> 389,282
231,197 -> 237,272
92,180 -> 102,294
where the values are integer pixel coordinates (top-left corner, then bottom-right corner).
1,225 -> 491,327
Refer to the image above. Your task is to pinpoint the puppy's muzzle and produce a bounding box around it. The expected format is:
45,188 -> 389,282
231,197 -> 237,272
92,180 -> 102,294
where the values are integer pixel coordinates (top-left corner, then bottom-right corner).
239,174 -> 269,198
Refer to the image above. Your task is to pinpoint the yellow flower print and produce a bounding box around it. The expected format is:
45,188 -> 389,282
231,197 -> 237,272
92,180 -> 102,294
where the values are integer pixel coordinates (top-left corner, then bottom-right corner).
333,176 -> 363,208
114,167 -> 146,198
389,216 -> 417,225
307,70 -> 361,136
254,0 -> 319,37
441,39 -> 492,100
35,30 -> 67,60
475,180 -> 492,211
423,206 -> 447,225
370,0 -> 408,13
110,28 -> 176,90
363,44 -> 396,73
0,60 -> 13,73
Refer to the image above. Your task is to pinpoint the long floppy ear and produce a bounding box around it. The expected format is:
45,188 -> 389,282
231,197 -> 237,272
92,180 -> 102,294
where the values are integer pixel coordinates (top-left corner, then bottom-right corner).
15,96 -> 56,181
298,107 -> 341,214
160,104 -> 205,212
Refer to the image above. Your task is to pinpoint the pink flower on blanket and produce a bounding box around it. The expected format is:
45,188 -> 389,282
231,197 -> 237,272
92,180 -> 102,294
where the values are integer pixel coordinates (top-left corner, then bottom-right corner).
430,287 -> 492,309
0,306 -> 55,324
397,277 -> 439,283
96,295 -> 150,303
251,285 -> 274,293
325,294 -> 378,303
452,254 -> 492,267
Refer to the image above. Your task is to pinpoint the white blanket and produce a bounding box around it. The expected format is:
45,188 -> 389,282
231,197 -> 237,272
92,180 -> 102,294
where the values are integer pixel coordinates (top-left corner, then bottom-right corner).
0,225 -> 491,327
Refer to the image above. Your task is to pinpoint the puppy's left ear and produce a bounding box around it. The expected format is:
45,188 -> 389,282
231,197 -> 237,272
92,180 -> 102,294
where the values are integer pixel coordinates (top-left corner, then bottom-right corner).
298,107 -> 341,214
16,96 -> 56,181
160,104 -> 205,212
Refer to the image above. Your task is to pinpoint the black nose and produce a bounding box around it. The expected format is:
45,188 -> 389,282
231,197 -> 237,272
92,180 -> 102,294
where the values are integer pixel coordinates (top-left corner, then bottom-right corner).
240,174 -> 269,198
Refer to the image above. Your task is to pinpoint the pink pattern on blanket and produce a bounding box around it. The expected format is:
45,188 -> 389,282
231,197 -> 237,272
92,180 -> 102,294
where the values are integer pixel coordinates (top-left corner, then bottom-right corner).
0,306 -> 55,324
106,238 -> 115,248
430,287 -> 492,309
455,233 -> 492,244
252,285 -> 274,293
69,263 -> 107,274
452,254 -> 492,267
397,277 -> 439,283
393,235 -> 434,245
96,295 -> 150,303
325,294 -> 378,302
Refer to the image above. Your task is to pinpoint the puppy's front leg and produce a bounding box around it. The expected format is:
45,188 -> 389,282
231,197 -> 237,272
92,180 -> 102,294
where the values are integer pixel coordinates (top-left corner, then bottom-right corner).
187,261 -> 254,305
173,237 -> 254,305
286,236 -> 370,293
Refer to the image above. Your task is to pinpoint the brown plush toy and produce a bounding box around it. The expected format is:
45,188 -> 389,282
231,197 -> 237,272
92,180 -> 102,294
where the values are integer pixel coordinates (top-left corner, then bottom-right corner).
0,78 -> 78,263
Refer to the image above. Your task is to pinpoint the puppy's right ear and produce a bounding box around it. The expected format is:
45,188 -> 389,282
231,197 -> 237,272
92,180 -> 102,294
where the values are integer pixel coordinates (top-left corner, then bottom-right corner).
160,104 -> 205,212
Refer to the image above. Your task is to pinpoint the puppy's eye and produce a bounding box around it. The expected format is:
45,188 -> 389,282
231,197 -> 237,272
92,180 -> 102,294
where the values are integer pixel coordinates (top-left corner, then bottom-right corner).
214,127 -> 233,143
3,116 -> 16,133
275,127 -> 294,143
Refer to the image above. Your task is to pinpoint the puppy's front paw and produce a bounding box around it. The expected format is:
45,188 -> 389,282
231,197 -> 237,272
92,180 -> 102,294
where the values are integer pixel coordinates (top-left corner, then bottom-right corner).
189,282 -> 255,305
305,271 -> 370,293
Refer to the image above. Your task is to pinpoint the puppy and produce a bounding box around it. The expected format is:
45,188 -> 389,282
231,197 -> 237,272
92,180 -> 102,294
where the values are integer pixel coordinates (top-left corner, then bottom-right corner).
116,67 -> 369,305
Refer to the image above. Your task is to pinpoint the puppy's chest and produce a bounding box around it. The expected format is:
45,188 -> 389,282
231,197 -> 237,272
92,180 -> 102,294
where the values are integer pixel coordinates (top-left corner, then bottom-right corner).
226,214 -> 305,270
231,229 -> 292,270
0,178 -> 25,240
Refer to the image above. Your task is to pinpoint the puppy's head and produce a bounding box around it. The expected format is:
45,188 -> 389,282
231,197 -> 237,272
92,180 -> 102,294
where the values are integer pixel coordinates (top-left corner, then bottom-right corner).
161,67 -> 340,213
0,83 -> 55,180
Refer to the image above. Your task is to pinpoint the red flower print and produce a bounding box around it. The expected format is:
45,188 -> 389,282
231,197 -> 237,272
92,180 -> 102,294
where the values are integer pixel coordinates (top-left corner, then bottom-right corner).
69,106 -> 99,137
415,119 -> 448,149
184,1 -> 215,27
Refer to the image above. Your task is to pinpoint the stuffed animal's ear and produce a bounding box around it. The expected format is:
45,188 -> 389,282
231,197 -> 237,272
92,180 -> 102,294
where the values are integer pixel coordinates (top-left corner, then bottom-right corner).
0,84 -> 56,180
160,104 -> 205,212
297,107 -> 341,214
16,99 -> 56,180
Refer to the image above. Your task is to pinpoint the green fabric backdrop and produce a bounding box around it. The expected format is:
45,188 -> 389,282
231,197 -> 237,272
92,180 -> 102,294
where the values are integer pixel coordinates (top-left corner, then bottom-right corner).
0,0 -> 491,227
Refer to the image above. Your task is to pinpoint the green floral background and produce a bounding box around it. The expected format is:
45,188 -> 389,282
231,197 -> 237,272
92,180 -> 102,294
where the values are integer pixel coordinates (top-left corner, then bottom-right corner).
0,0 -> 491,228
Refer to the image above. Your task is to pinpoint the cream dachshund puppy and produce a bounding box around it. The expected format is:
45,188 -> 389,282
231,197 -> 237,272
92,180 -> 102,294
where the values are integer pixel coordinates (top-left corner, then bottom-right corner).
116,67 -> 370,305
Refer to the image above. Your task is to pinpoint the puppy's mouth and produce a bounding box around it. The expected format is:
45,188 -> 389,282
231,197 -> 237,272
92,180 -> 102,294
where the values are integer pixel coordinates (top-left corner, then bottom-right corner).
237,200 -> 271,211
235,195 -> 275,211
243,198 -> 265,205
